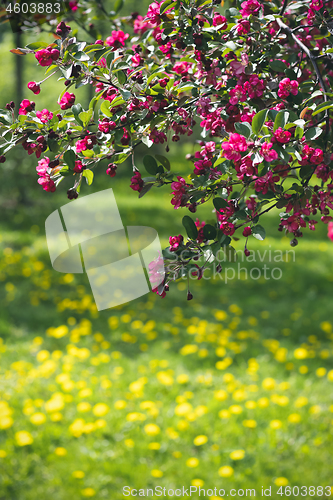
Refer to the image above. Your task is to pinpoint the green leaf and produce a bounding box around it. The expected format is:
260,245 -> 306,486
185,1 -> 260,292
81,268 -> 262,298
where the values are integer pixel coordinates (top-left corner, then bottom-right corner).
139,183 -> 154,198
304,127 -> 323,140
294,126 -> 304,139
182,216 -> 198,240
252,109 -> 268,136
203,224 -> 217,240
114,0 -> 124,13
79,109 -> 93,127
71,104 -> 83,126
273,111 -> 289,132
269,60 -> 287,72
63,149 -> 76,169
82,150 -> 94,158
162,248 -> 177,260
83,170 -> 94,185
300,165 -> 314,179
160,0 -> 177,14
100,100 -> 113,118
213,197 -> 229,211
155,154 -> 170,171
26,42 -> 49,50
143,155 -> 159,175
72,51 -> 90,62
117,70 -> 127,86
312,100 -> 333,116
234,121 -> 252,138
252,224 -> 266,240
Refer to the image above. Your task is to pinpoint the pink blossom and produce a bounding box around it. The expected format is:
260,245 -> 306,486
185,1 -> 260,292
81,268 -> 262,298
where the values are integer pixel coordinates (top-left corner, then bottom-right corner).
130,171 -> 144,192
36,157 -> 56,192
221,133 -> 248,161
19,99 -> 35,115
169,234 -> 183,251
310,0 -> 323,10
328,221 -> 333,241
171,176 -> 188,209
213,14 -> 228,29
229,53 -> 249,75
58,92 -> 75,110
35,47 -> 60,67
36,157 -> 49,175
27,81 -> 40,95
131,54 -> 142,67
172,61 -> 192,75
236,19 -> 251,35
260,142 -> 278,162
254,171 -> 276,195
69,0 -> 78,11
220,221 -> 235,236
240,0 -> 261,18
273,127 -> 291,144
106,30 -> 129,49
229,85 -> 247,105
36,109 -> 53,124
134,15 -> 154,34
244,75 -> 265,99
278,78 -> 299,98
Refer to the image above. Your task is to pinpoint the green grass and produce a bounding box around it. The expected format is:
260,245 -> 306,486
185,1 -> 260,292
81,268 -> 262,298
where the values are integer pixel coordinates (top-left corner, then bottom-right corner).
1,146 -> 333,499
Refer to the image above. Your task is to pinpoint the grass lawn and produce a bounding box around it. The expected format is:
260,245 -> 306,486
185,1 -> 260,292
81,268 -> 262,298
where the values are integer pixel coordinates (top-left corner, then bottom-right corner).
0,142 -> 333,499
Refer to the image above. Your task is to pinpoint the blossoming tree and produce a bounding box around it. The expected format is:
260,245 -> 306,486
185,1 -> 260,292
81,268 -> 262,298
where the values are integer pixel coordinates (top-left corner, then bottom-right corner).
1,0 -> 333,298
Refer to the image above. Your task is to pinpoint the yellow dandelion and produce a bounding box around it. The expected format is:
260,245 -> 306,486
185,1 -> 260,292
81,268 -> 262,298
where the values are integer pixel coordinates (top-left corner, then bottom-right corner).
218,465 -> 234,478
191,479 -> 204,487
186,457 -> 199,468
72,470 -> 85,478
148,442 -> 161,450
294,348 -> 307,360
77,402 -> 91,413
144,424 -> 160,436
243,420 -> 257,428
316,367 -> 327,377
151,469 -> 163,478
54,447 -> 67,456
275,477 -> 289,486
262,378 -> 276,390
30,413 -> 46,425
15,431 -> 33,447
92,403 -> 109,417
125,439 -> 135,448
230,449 -> 245,460
114,400 -> 127,410
193,435 -> 208,446
270,420 -> 282,429
288,413 -> 301,424
81,488 -> 96,497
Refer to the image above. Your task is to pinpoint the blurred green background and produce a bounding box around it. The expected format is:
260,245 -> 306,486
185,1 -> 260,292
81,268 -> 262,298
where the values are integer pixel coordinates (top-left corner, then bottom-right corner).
0,1 -> 333,499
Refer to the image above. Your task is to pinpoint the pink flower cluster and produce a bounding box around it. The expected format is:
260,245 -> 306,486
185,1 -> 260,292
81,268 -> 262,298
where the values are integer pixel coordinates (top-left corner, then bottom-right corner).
36,157 -> 56,192
18,99 -> 35,115
106,30 -> 129,49
278,78 -> 299,98
35,46 -> 60,67
171,176 -> 189,209
169,234 -> 183,251
193,141 -> 215,175
130,171 -> 144,193
59,92 -> 75,110
36,109 -> 53,124
221,133 -> 248,161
